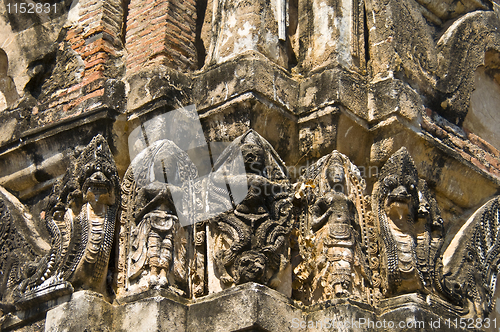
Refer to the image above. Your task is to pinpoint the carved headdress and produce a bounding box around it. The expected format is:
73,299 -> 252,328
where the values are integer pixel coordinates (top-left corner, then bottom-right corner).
302,151 -> 365,199
212,129 -> 288,182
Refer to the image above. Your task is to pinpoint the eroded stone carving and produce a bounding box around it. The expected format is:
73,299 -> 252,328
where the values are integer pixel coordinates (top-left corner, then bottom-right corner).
298,0 -> 366,71
15,134 -> 120,306
371,147 -> 425,296
0,187 -> 50,312
207,130 -> 293,293
0,49 -> 19,109
1,126 -> 500,326
293,151 -> 371,304
415,178 -> 444,293
439,195 -> 500,318
119,139 -> 197,296
205,0 -> 290,67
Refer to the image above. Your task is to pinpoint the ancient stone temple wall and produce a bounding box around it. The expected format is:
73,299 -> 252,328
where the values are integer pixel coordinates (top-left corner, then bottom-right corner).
1,0 -> 500,331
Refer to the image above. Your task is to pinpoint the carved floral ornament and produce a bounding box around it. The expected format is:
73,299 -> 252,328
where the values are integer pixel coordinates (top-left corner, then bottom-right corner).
1,108 -> 500,323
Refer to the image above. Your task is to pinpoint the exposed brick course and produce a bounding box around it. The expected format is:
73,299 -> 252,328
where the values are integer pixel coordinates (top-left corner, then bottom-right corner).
125,0 -> 197,74
25,0 -> 125,118
422,109 -> 500,180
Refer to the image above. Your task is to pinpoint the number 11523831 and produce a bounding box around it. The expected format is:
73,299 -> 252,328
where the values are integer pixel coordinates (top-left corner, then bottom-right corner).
6,2 -> 57,14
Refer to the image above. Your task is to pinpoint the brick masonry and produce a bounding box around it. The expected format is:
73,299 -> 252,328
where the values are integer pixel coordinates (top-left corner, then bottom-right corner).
421,108 -> 500,180
125,0 -> 197,74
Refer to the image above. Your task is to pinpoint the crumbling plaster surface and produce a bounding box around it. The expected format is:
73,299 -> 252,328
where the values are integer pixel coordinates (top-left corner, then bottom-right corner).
1,0 -> 500,331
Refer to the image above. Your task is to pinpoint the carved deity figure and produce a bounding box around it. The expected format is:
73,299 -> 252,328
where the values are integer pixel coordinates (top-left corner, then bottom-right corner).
119,139 -> 197,296
312,192 -> 369,301
207,130 -> 292,293
15,135 -> 120,305
293,151 -> 371,304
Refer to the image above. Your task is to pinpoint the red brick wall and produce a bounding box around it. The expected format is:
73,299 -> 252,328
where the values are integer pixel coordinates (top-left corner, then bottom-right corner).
60,0 -> 125,112
125,0 -> 197,74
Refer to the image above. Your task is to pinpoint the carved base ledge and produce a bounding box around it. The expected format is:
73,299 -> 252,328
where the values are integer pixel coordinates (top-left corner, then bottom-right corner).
6,285 -> 477,332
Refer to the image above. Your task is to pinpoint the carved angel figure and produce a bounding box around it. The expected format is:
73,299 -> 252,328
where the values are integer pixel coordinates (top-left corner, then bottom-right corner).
293,151 -> 371,304
120,139 -> 197,295
311,191 -> 370,301
208,130 -> 292,292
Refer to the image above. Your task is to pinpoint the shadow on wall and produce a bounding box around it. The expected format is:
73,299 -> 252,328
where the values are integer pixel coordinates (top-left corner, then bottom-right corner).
465,50 -> 500,151
0,48 -> 19,110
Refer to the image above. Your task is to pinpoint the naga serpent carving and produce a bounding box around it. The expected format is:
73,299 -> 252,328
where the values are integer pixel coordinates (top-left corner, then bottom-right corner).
372,147 -> 500,318
16,134 -> 120,306
372,147 -> 424,296
439,195 -> 500,318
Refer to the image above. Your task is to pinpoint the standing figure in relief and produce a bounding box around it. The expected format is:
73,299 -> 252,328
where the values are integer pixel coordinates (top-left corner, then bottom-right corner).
293,151 -> 371,304
128,184 -> 182,288
120,139 -> 197,295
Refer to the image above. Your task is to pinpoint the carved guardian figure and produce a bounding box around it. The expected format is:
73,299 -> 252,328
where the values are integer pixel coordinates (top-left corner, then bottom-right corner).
293,151 -> 371,304
208,130 -> 293,292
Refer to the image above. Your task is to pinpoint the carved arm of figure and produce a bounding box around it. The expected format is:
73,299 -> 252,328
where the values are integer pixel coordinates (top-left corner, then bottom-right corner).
310,195 -> 336,232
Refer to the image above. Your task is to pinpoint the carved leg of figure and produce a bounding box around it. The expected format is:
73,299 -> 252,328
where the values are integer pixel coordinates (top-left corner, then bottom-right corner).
148,232 -> 161,286
322,279 -> 334,301
158,236 -> 173,287
268,254 -> 284,289
215,249 -> 236,284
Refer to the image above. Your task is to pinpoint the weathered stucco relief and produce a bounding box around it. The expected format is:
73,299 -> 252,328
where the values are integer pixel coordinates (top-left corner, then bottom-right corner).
293,151 -> 372,304
207,130 -> 293,295
1,0 -> 500,331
